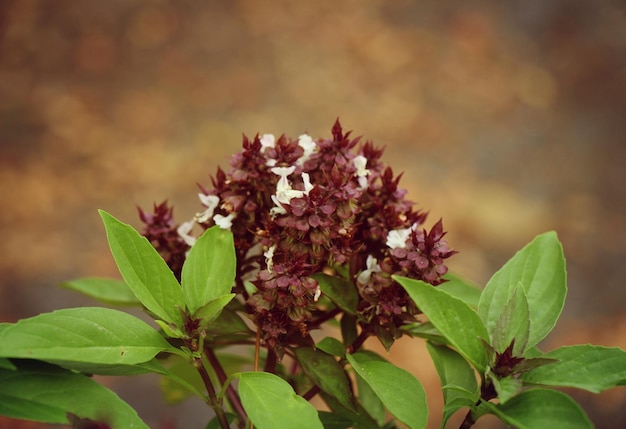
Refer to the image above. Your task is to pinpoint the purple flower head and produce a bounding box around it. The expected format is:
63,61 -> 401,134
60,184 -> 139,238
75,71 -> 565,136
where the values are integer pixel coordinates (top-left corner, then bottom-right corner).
139,120 -> 456,352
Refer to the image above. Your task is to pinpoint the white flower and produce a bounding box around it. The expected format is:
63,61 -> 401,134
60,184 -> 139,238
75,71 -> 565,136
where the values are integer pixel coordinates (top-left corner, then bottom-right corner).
264,245 -> 276,273
177,220 -> 197,246
313,286 -> 322,302
386,227 -> 412,249
195,194 -> 220,223
353,155 -> 370,189
260,133 -> 276,150
356,255 -> 382,284
260,134 -> 277,166
270,166 -> 313,215
214,213 -> 236,230
296,134 -> 317,165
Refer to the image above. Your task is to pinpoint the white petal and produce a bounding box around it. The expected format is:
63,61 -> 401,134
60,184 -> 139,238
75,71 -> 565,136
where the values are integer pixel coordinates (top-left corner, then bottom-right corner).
177,220 -> 197,246
214,213 -> 235,230
264,245 -> 276,273
386,228 -> 412,249
260,133 -> 276,150
302,172 -> 314,194
195,194 -> 220,223
296,134 -> 317,165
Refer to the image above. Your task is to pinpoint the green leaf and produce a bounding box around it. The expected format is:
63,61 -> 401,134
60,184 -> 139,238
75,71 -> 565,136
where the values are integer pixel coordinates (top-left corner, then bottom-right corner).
488,372 -> 522,404
295,347 -> 355,412
347,352 -> 428,429
395,276 -> 489,372
181,226 -> 236,314
478,231 -> 566,349
426,343 -> 478,428
356,373 -> 386,426
60,277 -> 140,306
521,345 -> 626,393
320,392 -> 379,429
340,313 -> 358,346
439,273 -> 482,308
491,284 -> 530,355
316,336 -> 345,357
193,293 -> 236,328
0,360 -> 148,427
317,411 -> 354,429
312,273 -> 358,314
0,358 -> 16,370
237,371 -> 323,429
402,322 -> 449,344
487,388 -> 592,429
0,307 -> 179,365
99,210 -> 185,326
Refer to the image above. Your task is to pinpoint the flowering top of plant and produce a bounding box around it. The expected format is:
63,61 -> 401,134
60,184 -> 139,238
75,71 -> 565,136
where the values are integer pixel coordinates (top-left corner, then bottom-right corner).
140,120 -> 456,351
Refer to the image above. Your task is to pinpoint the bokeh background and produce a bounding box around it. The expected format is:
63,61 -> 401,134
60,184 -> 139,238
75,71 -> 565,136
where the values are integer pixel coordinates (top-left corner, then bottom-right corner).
1,0 -> 625,428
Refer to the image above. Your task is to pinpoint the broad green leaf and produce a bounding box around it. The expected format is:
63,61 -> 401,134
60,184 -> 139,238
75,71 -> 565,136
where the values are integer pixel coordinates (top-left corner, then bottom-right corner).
347,352 -> 428,429
395,276 -> 489,371
426,343 -> 478,428
100,210 -> 185,326
48,357 -> 173,377
356,373 -> 386,426
295,347 -> 355,412
312,273 -> 358,314
402,322 -> 449,344
181,226 -> 236,314
316,336 -> 346,357
237,371 -> 323,429
0,307 -> 178,365
193,293 -> 236,328
478,232 -> 566,349
487,388 -> 592,429
0,360 -> 148,428
439,273 -> 482,308
60,277 -> 140,306
205,307 -> 252,338
491,284 -> 530,355
521,345 -> 626,393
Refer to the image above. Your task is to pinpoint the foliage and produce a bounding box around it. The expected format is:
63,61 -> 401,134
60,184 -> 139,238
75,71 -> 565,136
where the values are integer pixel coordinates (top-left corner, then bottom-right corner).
0,123 -> 624,428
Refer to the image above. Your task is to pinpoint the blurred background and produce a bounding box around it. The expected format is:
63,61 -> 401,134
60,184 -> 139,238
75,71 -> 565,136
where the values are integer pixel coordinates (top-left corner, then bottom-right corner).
1,0 -> 625,428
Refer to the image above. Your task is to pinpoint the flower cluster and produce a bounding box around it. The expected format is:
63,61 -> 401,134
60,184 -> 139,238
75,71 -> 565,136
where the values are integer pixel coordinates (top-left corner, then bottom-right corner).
139,120 -> 456,351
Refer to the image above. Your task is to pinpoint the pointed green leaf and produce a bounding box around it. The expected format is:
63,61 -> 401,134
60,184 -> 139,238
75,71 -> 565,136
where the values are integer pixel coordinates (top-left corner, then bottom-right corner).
347,352 -> 428,429
521,345 -> 626,393
99,210 -> 185,326
316,336 -> 346,357
237,371 -> 323,429
60,277 -> 141,306
426,343 -> 478,428
478,231 -> 566,349
439,273 -> 482,308
193,293 -> 236,328
311,273 -> 358,314
491,284 -> 530,355
0,307 -> 178,365
181,226 -> 236,314
488,388 -> 592,429
356,373 -> 386,426
395,276 -> 489,371
295,347 -> 355,412
488,372 -> 522,404
0,360 -> 148,427
320,392 -> 379,429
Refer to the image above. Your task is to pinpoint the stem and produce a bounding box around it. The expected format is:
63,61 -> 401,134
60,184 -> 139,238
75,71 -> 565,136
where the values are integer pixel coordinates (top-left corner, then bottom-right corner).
302,385 -> 320,401
205,346 -> 247,423
347,326 -> 371,354
195,357 -> 230,429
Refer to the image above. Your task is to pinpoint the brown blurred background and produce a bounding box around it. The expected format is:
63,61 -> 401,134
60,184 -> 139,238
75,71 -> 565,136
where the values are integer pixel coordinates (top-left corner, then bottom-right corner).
1,0 -> 625,428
